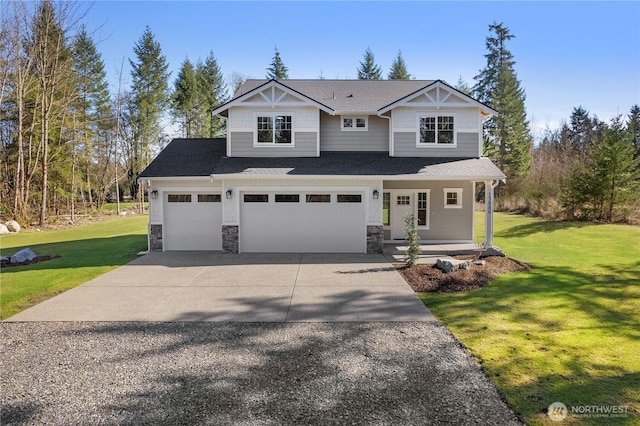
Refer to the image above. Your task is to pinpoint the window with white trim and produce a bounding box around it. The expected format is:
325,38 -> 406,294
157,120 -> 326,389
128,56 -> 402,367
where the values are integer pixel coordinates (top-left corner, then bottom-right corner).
341,116 -> 368,131
417,192 -> 429,227
256,114 -> 292,144
419,115 -> 455,145
443,188 -> 463,208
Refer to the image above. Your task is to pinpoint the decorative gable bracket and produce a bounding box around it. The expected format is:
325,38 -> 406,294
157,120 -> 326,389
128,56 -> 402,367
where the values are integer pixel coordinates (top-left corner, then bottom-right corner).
377,80 -> 497,119
212,79 -> 334,117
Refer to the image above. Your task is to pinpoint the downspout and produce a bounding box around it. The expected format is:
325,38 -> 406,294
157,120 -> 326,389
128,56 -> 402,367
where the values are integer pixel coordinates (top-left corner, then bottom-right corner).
377,113 -> 392,157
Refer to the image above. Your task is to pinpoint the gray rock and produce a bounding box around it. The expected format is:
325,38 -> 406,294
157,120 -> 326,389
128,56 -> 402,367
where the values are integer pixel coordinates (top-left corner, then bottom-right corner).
0,223 -> 9,235
10,247 -> 37,264
436,258 -> 472,273
5,220 -> 21,233
473,260 -> 487,266
480,247 -> 506,258
0,256 -> 9,265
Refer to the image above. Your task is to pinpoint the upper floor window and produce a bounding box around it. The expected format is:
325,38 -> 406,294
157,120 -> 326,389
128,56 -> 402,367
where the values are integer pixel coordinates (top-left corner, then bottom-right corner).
419,115 -> 455,145
257,114 -> 292,144
341,116 -> 368,131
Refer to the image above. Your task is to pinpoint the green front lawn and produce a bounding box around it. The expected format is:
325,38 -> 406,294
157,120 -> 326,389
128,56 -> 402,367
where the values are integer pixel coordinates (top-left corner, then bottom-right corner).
0,216 -> 148,319
420,213 -> 640,425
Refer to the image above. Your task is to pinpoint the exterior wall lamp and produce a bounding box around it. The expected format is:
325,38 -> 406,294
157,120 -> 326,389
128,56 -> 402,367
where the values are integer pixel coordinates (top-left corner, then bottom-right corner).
373,190 -> 379,200
226,189 -> 233,199
150,190 -> 158,200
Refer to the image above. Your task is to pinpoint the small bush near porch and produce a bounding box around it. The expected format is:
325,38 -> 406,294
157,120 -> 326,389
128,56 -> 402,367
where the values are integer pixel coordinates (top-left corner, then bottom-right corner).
419,212 -> 639,425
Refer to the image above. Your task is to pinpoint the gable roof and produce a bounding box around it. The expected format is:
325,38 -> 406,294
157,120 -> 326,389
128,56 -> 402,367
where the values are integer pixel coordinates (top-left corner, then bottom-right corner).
138,138 -> 505,181
138,138 -> 226,178
214,79 -> 495,116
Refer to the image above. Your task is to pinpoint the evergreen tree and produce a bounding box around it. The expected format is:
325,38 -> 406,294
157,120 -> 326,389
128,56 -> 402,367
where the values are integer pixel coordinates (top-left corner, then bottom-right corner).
127,26 -> 169,197
388,50 -> 411,80
196,50 -> 228,137
29,0 -> 76,225
266,46 -> 288,79
71,25 -> 112,206
627,104 -> 640,159
454,76 -> 472,96
568,106 -> 599,154
357,47 -> 382,80
473,22 -> 532,183
172,58 -> 198,138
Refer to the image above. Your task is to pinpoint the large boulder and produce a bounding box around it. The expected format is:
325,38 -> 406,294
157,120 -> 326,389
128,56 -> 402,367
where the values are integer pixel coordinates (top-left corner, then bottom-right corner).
5,220 -> 21,233
10,248 -> 37,264
436,258 -> 472,274
0,223 -> 9,235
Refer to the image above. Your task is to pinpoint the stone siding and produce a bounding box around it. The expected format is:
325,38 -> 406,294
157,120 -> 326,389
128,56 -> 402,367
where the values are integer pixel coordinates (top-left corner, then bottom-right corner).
222,225 -> 239,254
367,225 -> 384,254
150,224 -> 163,251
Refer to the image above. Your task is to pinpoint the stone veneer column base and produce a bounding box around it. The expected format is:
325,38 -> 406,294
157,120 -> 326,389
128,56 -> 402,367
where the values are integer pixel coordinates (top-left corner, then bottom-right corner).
150,224 -> 163,251
366,225 -> 384,254
222,225 -> 239,254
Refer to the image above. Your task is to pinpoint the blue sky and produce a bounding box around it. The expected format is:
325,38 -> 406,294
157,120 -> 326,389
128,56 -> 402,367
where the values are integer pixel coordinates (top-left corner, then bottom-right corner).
83,1 -> 640,136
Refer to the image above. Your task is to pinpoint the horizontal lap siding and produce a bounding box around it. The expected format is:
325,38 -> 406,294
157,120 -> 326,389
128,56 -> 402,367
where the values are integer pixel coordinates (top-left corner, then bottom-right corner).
229,131 -> 317,157
383,180 -> 474,241
393,132 -> 480,158
320,114 -> 388,152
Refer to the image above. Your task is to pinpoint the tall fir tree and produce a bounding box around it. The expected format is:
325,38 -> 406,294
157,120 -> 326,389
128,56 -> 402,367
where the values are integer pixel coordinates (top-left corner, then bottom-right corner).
127,26 -> 169,197
357,47 -> 382,80
473,22 -> 532,184
172,58 -> 199,138
71,25 -> 112,206
388,50 -> 411,80
196,50 -> 228,137
266,46 -> 288,79
454,76 -> 472,96
29,0 -> 75,225
626,104 -> 640,159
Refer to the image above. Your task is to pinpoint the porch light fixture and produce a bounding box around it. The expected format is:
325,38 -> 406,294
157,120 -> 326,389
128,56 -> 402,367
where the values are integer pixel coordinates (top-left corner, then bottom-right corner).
150,190 -> 158,200
373,190 -> 379,200
226,189 -> 233,199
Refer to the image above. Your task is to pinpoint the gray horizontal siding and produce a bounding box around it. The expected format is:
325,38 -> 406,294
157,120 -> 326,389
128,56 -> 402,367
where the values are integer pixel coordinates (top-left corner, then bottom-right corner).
383,180 -> 474,241
393,132 -> 480,158
320,113 -> 388,152
230,131 -> 317,157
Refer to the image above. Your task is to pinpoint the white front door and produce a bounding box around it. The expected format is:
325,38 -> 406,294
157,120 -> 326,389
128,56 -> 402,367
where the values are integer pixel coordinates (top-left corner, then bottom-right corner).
391,192 -> 413,240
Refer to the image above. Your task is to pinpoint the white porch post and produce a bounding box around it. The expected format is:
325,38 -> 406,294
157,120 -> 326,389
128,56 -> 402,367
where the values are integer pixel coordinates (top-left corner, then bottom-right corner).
484,180 -> 495,248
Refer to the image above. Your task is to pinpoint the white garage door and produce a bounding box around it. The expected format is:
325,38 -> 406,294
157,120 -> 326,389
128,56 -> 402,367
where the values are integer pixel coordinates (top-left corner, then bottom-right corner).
240,192 -> 365,253
164,193 -> 222,251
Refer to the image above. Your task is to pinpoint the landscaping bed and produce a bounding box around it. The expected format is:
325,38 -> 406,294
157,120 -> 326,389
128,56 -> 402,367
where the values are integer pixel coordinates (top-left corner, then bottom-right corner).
397,255 -> 531,293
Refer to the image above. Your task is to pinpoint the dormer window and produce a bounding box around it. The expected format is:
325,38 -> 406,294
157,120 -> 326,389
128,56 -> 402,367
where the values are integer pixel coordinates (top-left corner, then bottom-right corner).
341,116 -> 368,131
418,115 -> 455,145
256,114 -> 292,144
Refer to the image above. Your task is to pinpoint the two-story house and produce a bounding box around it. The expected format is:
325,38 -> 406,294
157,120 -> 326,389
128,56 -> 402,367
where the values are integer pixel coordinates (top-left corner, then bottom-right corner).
139,79 -> 505,254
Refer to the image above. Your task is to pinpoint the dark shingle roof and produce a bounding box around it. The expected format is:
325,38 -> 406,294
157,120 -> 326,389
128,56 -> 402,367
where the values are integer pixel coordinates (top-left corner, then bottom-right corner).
139,138 -> 226,178
213,153 -> 505,179
234,79 -> 438,113
140,138 -> 505,180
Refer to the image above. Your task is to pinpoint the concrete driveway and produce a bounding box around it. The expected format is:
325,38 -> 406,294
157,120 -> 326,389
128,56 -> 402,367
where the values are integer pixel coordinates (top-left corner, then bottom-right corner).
6,252 -> 434,322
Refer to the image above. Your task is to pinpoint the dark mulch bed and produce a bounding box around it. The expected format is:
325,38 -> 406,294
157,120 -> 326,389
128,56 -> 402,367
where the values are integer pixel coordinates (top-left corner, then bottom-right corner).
0,255 -> 60,269
397,255 -> 531,293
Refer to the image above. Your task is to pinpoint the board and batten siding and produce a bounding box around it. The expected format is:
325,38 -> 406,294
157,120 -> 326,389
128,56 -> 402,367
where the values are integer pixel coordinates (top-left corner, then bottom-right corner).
227,105 -> 319,157
319,113 -> 388,152
383,180 -> 474,241
228,131 -> 317,157
393,131 -> 480,157
391,106 -> 481,158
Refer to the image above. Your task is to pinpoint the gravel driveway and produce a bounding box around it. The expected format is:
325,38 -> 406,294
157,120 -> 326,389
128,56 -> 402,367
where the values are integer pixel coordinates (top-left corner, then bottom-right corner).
1,322 -> 521,425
